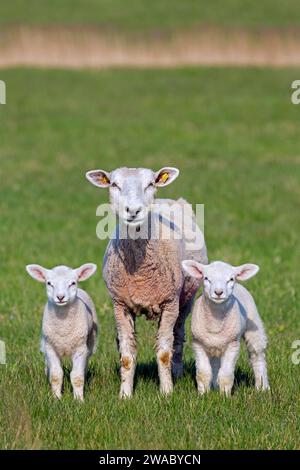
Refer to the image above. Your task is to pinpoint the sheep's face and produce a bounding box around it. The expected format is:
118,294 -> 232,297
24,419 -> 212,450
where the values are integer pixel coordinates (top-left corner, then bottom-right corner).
182,260 -> 259,304
26,263 -> 97,307
86,167 -> 179,227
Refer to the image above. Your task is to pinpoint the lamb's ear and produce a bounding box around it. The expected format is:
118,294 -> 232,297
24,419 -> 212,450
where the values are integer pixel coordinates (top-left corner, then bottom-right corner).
234,263 -> 259,281
86,169 -> 111,188
26,264 -> 48,283
75,263 -> 97,282
182,260 -> 205,279
155,167 -> 179,187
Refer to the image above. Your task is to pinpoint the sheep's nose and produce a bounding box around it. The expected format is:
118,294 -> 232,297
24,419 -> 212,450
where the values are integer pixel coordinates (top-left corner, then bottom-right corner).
126,206 -> 142,217
214,288 -> 223,297
57,295 -> 65,302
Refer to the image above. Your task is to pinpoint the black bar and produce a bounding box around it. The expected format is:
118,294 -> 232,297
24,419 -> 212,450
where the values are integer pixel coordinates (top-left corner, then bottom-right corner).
0,450 -> 298,467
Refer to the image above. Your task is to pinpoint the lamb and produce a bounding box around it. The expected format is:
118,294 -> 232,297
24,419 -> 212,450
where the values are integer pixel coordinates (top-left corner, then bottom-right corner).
181,260 -> 269,396
26,263 -> 98,401
86,167 -> 207,398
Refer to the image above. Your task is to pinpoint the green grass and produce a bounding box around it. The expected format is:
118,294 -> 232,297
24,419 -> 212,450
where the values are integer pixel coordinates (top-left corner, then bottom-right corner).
0,67 -> 300,449
0,1 -> 300,29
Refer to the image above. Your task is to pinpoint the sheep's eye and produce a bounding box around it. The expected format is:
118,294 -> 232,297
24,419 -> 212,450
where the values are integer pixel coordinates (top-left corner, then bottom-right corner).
111,182 -> 120,190
145,182 -> 154,190
47,281 -> 52,287
204,277 -> 209,281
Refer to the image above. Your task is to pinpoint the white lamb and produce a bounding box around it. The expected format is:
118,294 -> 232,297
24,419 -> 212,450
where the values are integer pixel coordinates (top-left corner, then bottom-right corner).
182,260 -> 269,396
26,263 -> 98,401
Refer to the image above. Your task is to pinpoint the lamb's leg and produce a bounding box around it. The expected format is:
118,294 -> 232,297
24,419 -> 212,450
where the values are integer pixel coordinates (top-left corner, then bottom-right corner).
114,303 -> 136,399
172,299 -> 193,379
193,340 -> 212,394
218,341 -> 240,396
44,358 -> 49,378
156,299 -> 179,395
210,357 -> 221,389
249,351 -> 269,390
44,343 -> 63,399
71,345 -> 89,401
244,323 -> 269,390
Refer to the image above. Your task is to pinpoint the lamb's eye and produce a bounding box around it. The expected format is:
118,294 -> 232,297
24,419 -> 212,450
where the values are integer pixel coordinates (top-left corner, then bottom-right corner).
111,182 -> 120,190
230,277 -> 234,282
47,281 -> 52,287
70,281 -> 76,287
204,277 -> 209,281
145,182 -> 154,190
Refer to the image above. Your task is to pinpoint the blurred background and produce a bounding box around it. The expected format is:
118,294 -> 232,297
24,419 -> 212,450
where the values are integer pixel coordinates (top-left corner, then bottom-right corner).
1,1 -> 300,67
0,1 -> 300,450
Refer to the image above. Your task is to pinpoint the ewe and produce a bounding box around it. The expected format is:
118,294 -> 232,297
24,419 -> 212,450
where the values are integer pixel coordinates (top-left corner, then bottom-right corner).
26,263 -> 98,401
182,260 -> 269,396
86,167 -> 207,397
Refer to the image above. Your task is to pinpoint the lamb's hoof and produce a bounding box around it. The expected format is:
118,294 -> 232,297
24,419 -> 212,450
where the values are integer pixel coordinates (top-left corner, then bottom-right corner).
172,362 -> 184,379
256,383 -> 270,392
119,387 -> 133,400
73,393 -> 84,402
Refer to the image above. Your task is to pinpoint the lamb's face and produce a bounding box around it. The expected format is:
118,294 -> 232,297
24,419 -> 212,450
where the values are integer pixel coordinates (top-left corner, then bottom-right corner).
86,166 -> 179,227
26,263 -> 97,307
201,262 -> 236,304
182,260 -> 260,305
45,266 -> 78,306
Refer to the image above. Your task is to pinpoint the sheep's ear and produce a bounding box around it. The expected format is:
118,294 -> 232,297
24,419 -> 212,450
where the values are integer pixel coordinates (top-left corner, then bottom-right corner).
182,260 -> 205,279
235,263 -> 259,281
75,263 -> 97,282
86,169 -> 111,188
155,167 -> 179,187
26,264 -> 48,283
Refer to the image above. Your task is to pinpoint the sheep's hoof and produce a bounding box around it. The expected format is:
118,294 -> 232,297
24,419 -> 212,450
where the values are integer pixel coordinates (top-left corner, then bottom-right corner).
159,383 -> 173,396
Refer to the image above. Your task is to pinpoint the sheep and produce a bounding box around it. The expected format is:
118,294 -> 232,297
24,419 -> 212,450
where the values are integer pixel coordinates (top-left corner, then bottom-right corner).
181,260 -> 269,396
26,263 -> 98,401
86,167 -> 208,398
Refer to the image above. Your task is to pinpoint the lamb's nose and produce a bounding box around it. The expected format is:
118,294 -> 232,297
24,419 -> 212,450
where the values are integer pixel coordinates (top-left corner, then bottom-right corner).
57,295 -> 65,302
214,289 -> 223,296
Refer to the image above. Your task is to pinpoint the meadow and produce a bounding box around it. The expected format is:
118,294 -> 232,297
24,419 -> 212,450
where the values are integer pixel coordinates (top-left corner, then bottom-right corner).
0,67 -> 300,449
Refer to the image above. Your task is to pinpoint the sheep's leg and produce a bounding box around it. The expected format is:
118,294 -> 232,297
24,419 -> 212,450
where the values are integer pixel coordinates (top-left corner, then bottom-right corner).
210,357 -> 221,389
114,303 -> 136,399
44,343 -> 63,399
249,351 -> 269,390
218,341 -> 240,396
156,299 -> 179,395
193,340 -> 212,394
71,345 -> 89,401
172,299 -> 193,379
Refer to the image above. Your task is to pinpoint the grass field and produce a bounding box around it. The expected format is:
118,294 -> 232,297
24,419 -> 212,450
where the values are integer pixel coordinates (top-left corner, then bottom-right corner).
0,1 -> 300,29
0,67 -> 300,449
